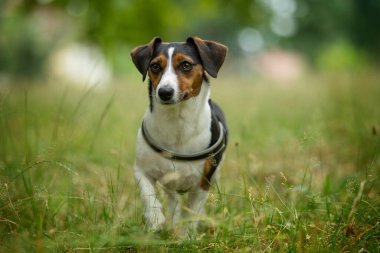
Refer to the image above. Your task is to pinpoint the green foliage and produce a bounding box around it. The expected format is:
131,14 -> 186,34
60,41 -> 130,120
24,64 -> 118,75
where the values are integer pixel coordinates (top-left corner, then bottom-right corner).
7,0 -> 266,50
0,13 -> 49,79
0,71 -> 379,251
350,0 -> 380,57
2,0 -> 380,79
290,0 -> 354,57
275,0 -> 380,63
317,40 -> 369,72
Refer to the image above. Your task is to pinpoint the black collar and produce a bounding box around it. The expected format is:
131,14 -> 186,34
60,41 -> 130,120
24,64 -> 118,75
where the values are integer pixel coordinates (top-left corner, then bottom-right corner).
141,119 -> 226,161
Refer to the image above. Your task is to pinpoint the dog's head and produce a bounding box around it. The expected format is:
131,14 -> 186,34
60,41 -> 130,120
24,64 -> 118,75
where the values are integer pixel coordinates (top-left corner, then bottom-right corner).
131,37 -> 227,105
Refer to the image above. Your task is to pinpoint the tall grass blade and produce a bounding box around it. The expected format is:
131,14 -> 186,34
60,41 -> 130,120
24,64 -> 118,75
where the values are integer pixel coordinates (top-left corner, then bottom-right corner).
88,93 -> 115,153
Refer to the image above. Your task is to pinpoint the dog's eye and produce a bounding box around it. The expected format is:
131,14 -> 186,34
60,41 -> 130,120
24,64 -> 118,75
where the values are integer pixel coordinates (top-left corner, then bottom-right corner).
150,63 -> 161,73
180,61 -> 193,72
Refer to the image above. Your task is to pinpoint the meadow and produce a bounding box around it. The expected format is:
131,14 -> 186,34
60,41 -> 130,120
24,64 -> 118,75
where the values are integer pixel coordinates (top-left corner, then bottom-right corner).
0,70 -> 379,252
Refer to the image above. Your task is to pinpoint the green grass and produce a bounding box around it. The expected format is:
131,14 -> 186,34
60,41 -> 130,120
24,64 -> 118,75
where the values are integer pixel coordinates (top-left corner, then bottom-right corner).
1,71 -> 379,252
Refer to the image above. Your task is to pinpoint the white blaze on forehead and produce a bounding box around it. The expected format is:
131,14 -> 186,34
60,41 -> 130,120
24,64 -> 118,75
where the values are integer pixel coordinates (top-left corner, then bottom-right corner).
157,47 -> 179,99
166,47 -> 175,73
162,47 -> 175,82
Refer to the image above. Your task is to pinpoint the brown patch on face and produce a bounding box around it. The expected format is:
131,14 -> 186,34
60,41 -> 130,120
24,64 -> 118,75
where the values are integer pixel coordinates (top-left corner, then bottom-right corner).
200,158 -> 215,191
172,52 -> 204,99
147,54 -> 167,89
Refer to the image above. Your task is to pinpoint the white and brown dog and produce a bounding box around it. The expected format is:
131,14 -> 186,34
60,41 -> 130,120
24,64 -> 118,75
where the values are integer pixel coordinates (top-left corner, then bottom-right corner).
131,37 -> 228,233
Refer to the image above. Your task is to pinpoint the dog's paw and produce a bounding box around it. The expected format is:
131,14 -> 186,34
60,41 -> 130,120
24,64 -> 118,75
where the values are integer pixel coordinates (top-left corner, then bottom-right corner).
144,209 -> 165,231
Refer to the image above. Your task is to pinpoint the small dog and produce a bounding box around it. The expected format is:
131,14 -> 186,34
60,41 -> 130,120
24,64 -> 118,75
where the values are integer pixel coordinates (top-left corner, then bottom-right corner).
131,37 -> 228,233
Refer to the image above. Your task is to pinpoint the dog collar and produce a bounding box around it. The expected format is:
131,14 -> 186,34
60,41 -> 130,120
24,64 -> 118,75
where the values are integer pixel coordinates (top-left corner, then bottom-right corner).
141,120 -> 226,161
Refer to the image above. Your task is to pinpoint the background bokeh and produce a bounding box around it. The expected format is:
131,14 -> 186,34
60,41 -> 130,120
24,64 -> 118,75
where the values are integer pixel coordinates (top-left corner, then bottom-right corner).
1,0 -> 379,83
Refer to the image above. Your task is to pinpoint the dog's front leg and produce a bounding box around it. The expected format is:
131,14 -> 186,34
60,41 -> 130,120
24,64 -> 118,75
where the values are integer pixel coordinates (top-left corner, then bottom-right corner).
134,166 -> 165,231
186,189 -> 209,234
167,191 -> 182,226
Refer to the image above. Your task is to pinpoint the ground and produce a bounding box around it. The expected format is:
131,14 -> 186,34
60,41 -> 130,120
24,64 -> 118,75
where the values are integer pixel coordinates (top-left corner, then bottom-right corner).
0,71 -> 379,252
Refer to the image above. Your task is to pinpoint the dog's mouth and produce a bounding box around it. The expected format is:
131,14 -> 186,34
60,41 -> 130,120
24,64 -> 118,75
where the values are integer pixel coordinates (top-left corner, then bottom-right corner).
181,91 -> 189,100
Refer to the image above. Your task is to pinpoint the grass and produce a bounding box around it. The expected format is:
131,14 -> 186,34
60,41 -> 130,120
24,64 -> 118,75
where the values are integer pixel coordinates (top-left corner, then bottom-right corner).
0,70 -> 379,252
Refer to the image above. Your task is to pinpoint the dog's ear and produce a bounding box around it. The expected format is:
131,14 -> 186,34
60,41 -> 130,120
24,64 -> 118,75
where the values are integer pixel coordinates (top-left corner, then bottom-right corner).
186,37 -> 227,78
131,37 -> 162,81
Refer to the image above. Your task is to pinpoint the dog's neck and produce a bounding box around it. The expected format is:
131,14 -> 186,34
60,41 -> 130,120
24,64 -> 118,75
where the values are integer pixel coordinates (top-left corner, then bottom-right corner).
143,81 -> 212,154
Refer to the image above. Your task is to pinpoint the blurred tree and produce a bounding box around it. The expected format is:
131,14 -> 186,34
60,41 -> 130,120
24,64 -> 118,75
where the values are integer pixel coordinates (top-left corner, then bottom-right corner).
0,0 -> 267,78
290,0 -> 380,63
5,0 -> 266,50
350,0 -> 380,58
284,0 -> 354,59
51,0 -> 268,57
1,0 -> 379,79
0,10 -> 50,80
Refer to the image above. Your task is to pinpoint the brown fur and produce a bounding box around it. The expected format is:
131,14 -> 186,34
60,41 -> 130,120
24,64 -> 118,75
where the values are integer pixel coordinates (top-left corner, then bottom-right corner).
148,54 -> 167,89
148,52 -> 204,100
173,52 -> 204,98
200,159 -> 214,191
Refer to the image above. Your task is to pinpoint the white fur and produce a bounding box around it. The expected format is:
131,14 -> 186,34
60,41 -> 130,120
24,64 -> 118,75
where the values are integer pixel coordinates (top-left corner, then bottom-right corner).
134,47 -> 220,232
156,47 -> 181,104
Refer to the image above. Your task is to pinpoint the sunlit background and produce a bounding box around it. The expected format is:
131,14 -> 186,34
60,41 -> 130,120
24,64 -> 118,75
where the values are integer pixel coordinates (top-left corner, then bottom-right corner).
1,0 -> 379,86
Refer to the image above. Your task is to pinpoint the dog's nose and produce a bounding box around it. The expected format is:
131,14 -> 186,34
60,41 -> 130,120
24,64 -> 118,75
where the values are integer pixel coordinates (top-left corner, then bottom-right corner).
158,86 -> 174,101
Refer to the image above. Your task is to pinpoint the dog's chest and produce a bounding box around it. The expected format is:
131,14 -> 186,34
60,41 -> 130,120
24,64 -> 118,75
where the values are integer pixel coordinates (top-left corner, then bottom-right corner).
135,127 -> 211,192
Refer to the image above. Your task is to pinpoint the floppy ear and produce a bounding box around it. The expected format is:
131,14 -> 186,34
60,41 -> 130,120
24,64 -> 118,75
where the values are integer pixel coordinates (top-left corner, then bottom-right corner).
131,37 -> 162,81
186,36 -> 227,78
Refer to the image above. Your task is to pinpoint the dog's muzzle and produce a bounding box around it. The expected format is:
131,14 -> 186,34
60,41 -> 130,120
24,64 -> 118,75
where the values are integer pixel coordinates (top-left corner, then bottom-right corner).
156,86 -> 189,105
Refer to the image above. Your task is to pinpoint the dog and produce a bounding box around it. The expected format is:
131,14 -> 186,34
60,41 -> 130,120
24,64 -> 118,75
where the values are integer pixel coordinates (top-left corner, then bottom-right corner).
131,37 -> 228,234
